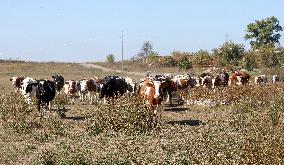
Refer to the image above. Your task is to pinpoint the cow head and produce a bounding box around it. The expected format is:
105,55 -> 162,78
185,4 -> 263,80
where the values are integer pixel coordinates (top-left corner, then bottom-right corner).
125,77 -> 136,94
80,79 -> 89,92
21,77 -> 38,96
153,81 -> 163,99
65,80 -> 77,95
10,77 -> 17,86
236,76 -> 243,85
144,81 -> 162,99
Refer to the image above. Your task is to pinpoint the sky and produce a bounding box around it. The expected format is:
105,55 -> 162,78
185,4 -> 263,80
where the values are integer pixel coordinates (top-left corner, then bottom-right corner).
0,0 -> 284,62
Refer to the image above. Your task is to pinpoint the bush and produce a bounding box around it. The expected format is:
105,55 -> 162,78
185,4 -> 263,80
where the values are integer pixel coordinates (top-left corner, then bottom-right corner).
177,57 -> 192,69
0,92 -> 65,136
88,96 -> 160,135
106,54 -> 115,63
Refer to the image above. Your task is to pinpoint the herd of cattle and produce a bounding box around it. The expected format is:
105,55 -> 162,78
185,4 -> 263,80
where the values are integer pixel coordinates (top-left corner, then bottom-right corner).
9,70 -> 282,113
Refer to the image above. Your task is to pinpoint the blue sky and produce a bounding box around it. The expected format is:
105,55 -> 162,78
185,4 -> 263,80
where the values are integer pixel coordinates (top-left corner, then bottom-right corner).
0,0 -> 284,62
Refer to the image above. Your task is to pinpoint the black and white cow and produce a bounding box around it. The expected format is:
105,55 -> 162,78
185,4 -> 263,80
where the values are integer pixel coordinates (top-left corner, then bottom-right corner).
100,76 -> 128,101
272,75 -> 280,84
51,75 -> 64,93
254,75 -> 268,85
124,77 -> 137,96
212,71 -> 230,89
21,77 -> 38,104
36,80 -> 56,111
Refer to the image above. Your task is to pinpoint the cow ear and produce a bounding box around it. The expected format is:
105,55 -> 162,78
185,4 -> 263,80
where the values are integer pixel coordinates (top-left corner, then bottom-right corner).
10,78 -> 12,81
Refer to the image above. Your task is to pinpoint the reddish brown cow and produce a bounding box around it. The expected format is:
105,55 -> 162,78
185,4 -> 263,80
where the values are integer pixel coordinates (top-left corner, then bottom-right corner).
229,71 -> 250,86
80,79 -> 100,104
64,80 -> 78,103
139,80 -> 164,114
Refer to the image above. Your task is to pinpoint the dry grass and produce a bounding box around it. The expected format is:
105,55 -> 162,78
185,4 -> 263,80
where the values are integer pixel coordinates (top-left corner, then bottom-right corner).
0,61 -> 284,164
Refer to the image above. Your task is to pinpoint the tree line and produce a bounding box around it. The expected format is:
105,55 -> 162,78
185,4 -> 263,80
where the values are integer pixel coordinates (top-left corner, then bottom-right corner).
107,16 -> 284,71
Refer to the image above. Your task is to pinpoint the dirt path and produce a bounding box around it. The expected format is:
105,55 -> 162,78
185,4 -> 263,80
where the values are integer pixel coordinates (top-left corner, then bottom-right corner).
79,63 -> 146,77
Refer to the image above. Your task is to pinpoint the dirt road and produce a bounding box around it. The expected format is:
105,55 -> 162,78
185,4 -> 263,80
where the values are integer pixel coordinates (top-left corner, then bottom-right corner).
79,63 -> 146,77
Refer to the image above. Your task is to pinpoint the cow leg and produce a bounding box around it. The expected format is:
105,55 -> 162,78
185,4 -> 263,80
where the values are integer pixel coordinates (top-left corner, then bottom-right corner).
166,92 -> 172,106
48,101 -> 52,110
37,99 -> 41,112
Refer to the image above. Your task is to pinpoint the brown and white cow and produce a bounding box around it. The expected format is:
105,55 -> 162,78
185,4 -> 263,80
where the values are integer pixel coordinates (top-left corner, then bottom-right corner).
10,76 -> 25,92
80,79 -> 100,104
64,80 -> 78,103
229,71 -> 250,86
139,80 -> 164,114
254,75 -> 268,85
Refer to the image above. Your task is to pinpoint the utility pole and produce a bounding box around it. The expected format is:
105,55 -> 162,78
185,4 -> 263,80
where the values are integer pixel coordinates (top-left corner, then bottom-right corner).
121,31 -> 124,72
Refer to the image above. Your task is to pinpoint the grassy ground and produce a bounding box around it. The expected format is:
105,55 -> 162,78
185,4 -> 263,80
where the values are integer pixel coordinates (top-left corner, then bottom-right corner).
1,61 -> 284,164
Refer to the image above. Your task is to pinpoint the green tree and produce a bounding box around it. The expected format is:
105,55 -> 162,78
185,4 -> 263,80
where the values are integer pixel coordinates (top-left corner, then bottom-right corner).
212,41 -> 245,66
192,50 -> 212,67
244,16 -> 283,49
170,51 -> 192,63
147,52 -> 159,62
106,54 -> 115,63
177,57 -> 192,69
162,56 -> 177,67
255,46 -> 282,68
242,51 -> 258,71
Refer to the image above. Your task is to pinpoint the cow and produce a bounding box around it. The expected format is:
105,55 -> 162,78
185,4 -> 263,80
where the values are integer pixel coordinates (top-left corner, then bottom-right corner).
21,77 -> 38,104
272,75 -> 280,84
36,80 -> 56,112
211,71 -> 229,89
51,75 -> 64,93
10,76 -> 25,92
80,79 -> 100,104
229,71 -> 250,86
254,75 -> 268,85
190,77 -> 201,87
99,76 -> 128,102
199,73 -> 213,88
63,80 -> 78,103
139,80 -> 164,114
124,77 -> 137,96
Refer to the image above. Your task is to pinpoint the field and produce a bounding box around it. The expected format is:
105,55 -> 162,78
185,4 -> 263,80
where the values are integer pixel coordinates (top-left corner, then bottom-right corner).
1,61 -> 284,164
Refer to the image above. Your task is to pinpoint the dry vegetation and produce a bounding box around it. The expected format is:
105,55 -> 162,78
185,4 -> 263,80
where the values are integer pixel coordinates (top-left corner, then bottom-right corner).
1,61 -> 284,164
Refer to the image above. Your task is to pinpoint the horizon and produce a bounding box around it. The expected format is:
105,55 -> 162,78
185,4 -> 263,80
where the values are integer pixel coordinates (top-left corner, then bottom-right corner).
1,0 -> 284,62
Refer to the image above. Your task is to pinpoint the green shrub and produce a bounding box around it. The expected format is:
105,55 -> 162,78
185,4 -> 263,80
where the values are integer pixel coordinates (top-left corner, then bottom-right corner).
177,57 -> 192,69
88,96 -> 160,135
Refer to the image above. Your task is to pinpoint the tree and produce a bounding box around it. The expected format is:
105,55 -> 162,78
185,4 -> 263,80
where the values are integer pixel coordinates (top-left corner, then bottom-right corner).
192,50 -> 212,67
136,41 -> 154,62
178,57 -> 192,69
254,46 -> 282,68
147,52 -> 159,62
244,16 -> 283,49
106,54 -> 115,63
242,51 -> 258,71
212,41 -> 245,66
